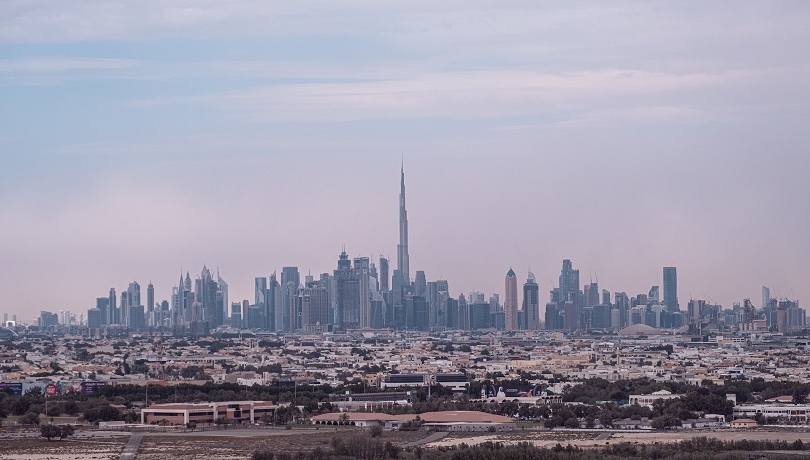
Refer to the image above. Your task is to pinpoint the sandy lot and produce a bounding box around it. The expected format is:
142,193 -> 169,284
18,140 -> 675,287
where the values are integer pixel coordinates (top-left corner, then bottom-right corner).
0,437 -> 128,460
426,428 -> 810,449
2,427 -> 809,459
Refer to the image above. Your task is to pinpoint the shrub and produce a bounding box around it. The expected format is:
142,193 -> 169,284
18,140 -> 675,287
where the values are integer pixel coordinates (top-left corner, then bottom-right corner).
20,411 -> 40,425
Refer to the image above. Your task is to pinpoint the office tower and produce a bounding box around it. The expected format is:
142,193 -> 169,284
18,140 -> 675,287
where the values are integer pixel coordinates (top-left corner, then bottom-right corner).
379,257 -> 389,293
269,272 -> 281,331
217,273 -> 228,327
128,281 -> 141,308
445,296 -> 458,329
159,300 -> 170,328
559,260 -> 579,303
95,297 -> 109,326
123,281 -> 140,326
405,296 -> 428,330
87,308 -> 102,329
523,272 -> 540,330
129,305 -> 145,331
300,284 -> 330,331
369,262 -> 379,292
354,257 -> 371,328
281,266 -> 300,331
231,302 -> 242,329
555,260 -> 580,329
762,286 -> 770,309
182,272 -> 192,324
193,266 -> 218,326
370,291 -> 386,329
457,294 -> 469,330
435,280 -> 449,329
255,277 -> 267,312
120,291 -> 130,326
602,289 -> 611,306
397,164 -> 410,286
468,301 -> 490,330
414,271 -> 426,298
648,286 -> 660,305
392,269 -> 404,311
663,267 -> 679,312
334,251 -> 359,330
108,288 -> 117,325
585,281 -> 599,307
504,269 -> 518,331
147,281 -> 154,312
544,302 -> 557,330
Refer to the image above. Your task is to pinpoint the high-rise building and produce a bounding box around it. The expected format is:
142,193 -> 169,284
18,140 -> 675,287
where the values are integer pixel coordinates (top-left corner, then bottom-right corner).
300,284 -> 330,331
217,273 -> 228,327
648,286 -> 660,305
230,302 -> 242,329
195,266 -> 219,326
663,267 -> 678,312
354,256 -> 371,328
147,282 -> 155,317
255,277 -> 267,312
504,268 -> 518,331
108,288 -> 118,325
269,272 -> 281,331
379,257 -> 389,293
334,251 -> 359,330
523,272 -> 540,330
95,297 -> 109,326
281,266 -> 300,331
397,164 -> 410,286
762,286 -> 771,309
414,270 -> 426,298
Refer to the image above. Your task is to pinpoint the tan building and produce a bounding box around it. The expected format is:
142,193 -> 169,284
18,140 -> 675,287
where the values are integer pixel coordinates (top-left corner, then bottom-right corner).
730,418 -> 757,428
311,410 -> 515,432
140,400 -> 280,425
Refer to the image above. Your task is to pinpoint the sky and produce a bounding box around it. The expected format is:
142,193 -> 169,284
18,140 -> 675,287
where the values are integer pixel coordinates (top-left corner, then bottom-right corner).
2,1 -> 809,322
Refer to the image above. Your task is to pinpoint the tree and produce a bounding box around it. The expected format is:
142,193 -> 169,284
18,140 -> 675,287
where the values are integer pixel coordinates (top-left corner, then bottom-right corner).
21,411 -> 41,425
369,425 -> 383,438
40,424 -> 62,441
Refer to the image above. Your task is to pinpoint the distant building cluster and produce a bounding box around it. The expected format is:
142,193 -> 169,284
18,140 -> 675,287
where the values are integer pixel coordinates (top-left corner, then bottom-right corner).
2,165 -> 802,338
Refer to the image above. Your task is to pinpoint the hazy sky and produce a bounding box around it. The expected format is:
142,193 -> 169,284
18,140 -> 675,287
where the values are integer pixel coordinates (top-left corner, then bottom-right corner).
2,1 -> 809,322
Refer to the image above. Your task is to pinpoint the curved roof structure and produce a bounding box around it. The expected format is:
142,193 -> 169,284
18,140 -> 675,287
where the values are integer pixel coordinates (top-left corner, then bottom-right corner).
618,324 -> 664,336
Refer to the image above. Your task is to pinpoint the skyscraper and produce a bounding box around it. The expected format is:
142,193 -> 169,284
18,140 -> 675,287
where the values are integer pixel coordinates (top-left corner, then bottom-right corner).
281,266 -> 300,331
108,288 -> 117,325
147,282 -> 154,312
504,268 -> 518,331
217,272 -> 228,327
762,286 -> 771,309
379,257 -> 389,293
334,251 -> 359,330
663,267 -> 679,312
523,272 -> 540,330
396,164 -> 410,285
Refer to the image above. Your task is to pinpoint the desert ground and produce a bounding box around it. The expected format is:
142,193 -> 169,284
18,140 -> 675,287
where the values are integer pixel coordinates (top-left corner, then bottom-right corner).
1,427 -> 810,459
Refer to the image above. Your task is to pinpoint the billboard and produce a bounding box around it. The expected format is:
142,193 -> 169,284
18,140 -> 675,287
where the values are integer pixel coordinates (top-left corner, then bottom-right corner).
80,381 -> 109,395
0,382 -> 23,396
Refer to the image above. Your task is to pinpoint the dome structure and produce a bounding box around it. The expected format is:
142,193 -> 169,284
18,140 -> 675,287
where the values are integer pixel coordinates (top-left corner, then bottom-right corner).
618,324 -> 664,336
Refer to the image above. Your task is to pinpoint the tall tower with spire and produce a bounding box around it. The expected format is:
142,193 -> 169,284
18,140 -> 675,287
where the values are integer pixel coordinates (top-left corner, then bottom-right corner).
397,163 -> 410,285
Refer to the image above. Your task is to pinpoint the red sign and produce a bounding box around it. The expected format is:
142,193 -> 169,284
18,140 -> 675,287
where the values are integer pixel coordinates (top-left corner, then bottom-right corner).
45,384 -> 58,396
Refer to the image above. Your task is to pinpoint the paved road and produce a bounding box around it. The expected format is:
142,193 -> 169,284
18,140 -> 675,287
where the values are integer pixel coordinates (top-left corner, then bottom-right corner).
119,432 -> 144,460
404,431 -> 447,447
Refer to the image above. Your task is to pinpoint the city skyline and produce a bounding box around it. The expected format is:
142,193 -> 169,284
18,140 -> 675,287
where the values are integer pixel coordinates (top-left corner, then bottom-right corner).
2,3 -> 810,320
13,161 -> 803,330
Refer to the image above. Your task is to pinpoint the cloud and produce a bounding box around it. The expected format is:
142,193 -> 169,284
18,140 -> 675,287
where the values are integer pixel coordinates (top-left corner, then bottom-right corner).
0,57 -> 138,72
